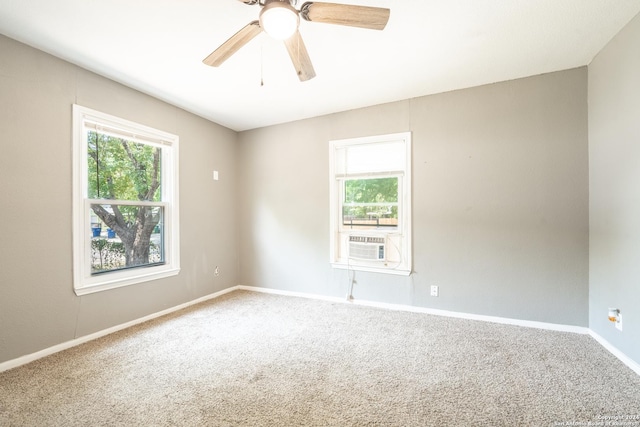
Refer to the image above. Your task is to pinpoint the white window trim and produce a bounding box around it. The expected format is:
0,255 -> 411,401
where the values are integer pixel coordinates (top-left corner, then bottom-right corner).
72,105 -> 180,295
329,132 -> 412,276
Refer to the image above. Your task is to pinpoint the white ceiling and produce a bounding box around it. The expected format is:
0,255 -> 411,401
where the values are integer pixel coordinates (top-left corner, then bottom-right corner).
1,0 -> 639,131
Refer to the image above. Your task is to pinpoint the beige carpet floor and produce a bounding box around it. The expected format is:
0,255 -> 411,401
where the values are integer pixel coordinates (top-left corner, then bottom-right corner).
1,290 -> 639,426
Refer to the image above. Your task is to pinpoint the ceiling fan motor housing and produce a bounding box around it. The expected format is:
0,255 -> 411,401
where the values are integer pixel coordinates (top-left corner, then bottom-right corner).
237,0 -> 297,5
259,0 -> 300,40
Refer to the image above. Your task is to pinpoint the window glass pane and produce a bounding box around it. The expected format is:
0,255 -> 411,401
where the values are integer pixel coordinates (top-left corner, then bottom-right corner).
87,131 -> 162,201
342,177 -> 398,228
90,204 -> 164,274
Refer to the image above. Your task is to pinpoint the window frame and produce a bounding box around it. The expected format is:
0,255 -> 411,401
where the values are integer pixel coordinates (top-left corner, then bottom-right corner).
329,132 -> 412,275
72,105 -> 180,295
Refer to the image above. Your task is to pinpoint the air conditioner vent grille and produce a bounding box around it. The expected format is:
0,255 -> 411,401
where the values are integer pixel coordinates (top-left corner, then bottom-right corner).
348,235 -> 385,261
349,236 -> 385,244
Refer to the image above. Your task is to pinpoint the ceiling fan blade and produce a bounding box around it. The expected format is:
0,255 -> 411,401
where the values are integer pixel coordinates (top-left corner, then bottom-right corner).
203,21 -> 262,67
284,30 -> 316,82
300,2 -> 390,30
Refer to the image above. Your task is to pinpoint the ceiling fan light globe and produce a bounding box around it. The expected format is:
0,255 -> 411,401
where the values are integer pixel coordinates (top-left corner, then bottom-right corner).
259,1 -> 299,40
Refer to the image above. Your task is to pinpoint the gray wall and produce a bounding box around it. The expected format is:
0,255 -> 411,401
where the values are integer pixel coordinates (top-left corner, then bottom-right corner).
238,68 -> 590,326
0,35 -> 238,364
12,22 -> 635,366
588,12 -> 640,364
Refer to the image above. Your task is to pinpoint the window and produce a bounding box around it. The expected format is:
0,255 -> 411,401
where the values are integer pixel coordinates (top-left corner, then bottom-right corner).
72,105 -> 180,295
329,132 -> 411,275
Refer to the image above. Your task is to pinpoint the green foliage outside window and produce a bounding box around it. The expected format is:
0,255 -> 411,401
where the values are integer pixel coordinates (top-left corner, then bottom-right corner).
88,131 -> 161,201
343,177 -> 398,227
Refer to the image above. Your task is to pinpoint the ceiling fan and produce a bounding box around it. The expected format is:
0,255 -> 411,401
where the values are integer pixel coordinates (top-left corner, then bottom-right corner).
202,0 -> 390,82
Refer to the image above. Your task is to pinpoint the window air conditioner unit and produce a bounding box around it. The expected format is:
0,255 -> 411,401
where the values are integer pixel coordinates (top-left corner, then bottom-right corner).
348,235 -> 386,261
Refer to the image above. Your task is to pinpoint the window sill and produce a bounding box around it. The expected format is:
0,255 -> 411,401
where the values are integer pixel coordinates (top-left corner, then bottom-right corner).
73,267 -> 180,296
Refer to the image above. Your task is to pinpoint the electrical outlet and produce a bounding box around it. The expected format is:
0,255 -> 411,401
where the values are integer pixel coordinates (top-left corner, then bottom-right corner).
616,313 -> 623,331
608,308 -> 622,331
214,266 -> 220,277
430,285 -> 439,297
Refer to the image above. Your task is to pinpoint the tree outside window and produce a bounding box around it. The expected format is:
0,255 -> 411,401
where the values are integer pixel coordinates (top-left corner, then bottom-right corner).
342,177 -> 398,228
88,132 -> 164,273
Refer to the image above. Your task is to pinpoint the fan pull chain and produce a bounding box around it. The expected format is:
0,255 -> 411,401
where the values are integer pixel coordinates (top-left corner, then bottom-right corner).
297,33 -> 301,77
260,39 -> 264,86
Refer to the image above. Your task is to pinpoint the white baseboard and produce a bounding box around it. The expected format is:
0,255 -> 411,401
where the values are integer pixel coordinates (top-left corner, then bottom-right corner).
588,330 -> 640,376
3,285 -> 638,378
238,285 -> 589,334
0,286 -> 239,373
236,285 -> 348,304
